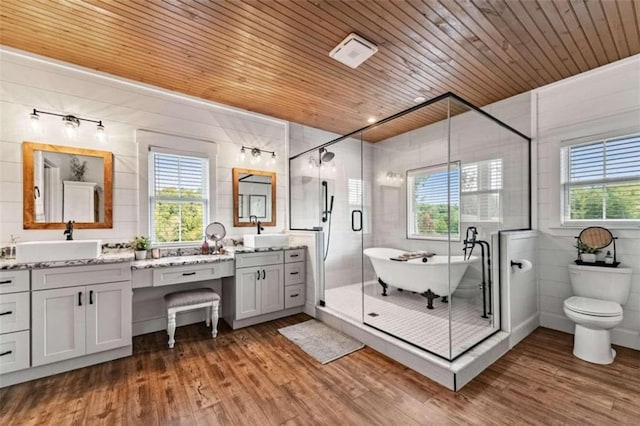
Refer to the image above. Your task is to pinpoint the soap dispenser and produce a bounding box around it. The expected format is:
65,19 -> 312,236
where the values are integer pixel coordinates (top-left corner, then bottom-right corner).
201,236 -> 210,255
604,251 -> 614,265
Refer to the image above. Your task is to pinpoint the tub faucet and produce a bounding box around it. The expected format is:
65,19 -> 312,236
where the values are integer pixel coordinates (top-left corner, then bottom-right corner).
64,220 -> 74,240
249,215 -> 264,235
463,226 -> 477,260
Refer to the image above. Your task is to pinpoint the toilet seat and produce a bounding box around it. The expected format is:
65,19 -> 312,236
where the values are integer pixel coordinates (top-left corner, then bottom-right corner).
564,296 -> 622,317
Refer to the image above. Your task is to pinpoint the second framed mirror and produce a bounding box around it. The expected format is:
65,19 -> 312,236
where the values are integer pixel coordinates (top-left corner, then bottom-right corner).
232,168 -> 276,227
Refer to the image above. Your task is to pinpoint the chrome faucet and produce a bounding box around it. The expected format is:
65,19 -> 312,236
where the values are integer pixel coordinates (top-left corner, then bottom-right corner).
249,215 -> 264,235
64,220 -> 74,240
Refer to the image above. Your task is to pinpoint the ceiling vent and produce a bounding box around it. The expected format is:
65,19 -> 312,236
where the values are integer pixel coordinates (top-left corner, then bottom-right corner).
329,33 -> 378,69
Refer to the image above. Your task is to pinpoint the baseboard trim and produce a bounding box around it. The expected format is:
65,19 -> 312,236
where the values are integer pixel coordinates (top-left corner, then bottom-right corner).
509,313 -> 540,348
227,306 -> 305,330
540,312 -> 640,350
0,345 -> 132,388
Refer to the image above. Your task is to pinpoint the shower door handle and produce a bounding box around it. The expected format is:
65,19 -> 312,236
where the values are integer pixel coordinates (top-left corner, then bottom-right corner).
351,209 -> 363,232
321,181 -> 328,222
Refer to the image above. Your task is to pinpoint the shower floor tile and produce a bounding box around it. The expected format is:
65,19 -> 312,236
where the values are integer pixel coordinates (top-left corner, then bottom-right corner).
324,282 -> 496,359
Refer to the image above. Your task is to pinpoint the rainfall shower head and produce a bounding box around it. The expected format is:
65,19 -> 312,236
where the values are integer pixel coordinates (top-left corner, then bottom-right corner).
320,148 -> 335,163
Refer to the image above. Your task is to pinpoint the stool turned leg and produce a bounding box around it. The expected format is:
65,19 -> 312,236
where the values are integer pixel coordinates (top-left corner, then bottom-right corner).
168,310 -> 177,349
205,306 -> 211,327
211,301 -> 219,338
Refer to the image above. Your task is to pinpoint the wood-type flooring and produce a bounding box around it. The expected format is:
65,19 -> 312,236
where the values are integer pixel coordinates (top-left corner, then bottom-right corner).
1,313 -> 638,425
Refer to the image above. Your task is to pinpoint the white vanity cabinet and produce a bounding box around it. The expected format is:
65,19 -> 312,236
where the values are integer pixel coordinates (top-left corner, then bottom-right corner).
223,248 -> 305,329
0,270 -> 31,375
31,263 -> 132,367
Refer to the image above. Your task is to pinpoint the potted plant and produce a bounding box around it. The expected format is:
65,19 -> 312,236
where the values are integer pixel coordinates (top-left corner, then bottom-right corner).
576,240 -> 600,263
131,235 -> 151,260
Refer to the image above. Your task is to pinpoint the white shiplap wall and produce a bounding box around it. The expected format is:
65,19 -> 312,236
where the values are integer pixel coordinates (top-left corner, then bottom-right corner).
535,54 -> 640,350
0,48 -> 288,246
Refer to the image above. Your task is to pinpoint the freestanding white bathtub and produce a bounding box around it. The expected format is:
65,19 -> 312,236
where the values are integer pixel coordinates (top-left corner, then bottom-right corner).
363,247 -> 479,309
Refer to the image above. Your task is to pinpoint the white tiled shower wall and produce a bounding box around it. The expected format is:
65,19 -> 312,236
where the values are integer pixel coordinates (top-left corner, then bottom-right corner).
0,48 -> 288,246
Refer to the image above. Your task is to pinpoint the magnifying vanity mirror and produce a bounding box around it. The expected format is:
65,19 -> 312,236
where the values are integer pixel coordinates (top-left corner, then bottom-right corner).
575,226 -> 618,266
232,168 -> 276,227
22,142 -> 113,229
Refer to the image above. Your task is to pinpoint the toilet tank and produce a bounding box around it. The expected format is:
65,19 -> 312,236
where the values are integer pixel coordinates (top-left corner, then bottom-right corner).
568,264 -> 632,304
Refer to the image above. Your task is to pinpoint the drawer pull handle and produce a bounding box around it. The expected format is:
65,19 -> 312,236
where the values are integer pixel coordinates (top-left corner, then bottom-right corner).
89,290 -> 94,305
0,311 -> 13,316
290,254 -> 299,257
0,280 -> 12,284
182,272 -> 196,276
257,270 -> 261,280
262,269 -> 266,280
0,350 -> 12,357
78,291 -> 83,306
290,271 -> 299,275
290,293 -> 299,297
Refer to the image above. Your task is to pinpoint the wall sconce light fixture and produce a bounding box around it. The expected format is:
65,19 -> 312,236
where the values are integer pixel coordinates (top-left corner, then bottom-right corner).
385,172 -> 403,182
29,109 -> 107,142
240,145 -> 276,164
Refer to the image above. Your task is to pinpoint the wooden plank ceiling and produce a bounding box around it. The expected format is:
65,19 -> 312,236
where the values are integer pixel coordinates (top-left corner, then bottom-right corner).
1,1 -> 639,142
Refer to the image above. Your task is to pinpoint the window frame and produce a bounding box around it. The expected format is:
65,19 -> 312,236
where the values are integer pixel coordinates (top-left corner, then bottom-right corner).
406,161 -> 461,241
148,150 -> 210,245
561,133 -> 640,227
136,130 -> 217,248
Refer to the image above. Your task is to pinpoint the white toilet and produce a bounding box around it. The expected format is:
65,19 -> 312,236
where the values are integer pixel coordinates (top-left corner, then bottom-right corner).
563,264 -> 632,364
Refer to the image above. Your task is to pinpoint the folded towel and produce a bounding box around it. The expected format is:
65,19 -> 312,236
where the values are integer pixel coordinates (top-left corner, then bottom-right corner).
390,252 -> 435,261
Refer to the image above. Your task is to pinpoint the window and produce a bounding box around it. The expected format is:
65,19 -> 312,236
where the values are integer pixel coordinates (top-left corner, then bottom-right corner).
407,163 -> 460,240
562,134 -> 640,224
149,151 -> 209,243
460,159 -> 502,222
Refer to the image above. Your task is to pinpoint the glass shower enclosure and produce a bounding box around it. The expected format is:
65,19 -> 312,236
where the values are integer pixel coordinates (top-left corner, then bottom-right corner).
289,93 -> 530,361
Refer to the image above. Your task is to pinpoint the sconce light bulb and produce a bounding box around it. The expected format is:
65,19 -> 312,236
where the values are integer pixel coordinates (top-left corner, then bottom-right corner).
29,110 -> 42,135
96,121 -> 107,142
271,152 -> 276,164
240,147 -> 246,161
62,115 -> 80,139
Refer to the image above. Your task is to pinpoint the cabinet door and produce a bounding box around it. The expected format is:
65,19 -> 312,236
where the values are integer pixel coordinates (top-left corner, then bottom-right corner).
261,264 -> 284,315
32,287 -> 86,366
86,281 -> 132,354
236,267 -> 261,320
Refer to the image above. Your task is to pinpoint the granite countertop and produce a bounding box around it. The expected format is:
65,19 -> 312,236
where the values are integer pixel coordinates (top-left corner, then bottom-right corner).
131,254 -> 235,269
233,245 -> 307,254
0,252 -> 135,270
0,245 -> 307,271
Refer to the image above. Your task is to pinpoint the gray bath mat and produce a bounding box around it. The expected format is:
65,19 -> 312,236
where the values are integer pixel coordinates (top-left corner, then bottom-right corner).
278,320 -> 364,364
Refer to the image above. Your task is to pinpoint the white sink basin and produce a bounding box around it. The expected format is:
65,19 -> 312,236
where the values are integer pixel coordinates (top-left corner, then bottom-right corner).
243,234 -> 289,249
16,240 -> 102,263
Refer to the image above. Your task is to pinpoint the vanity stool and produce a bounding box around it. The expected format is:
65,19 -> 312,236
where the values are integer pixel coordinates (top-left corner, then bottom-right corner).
164,288 -> 220,349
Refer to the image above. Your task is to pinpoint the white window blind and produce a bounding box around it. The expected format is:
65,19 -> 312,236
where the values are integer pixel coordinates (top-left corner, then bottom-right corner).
460,159 -> 502,222
149,152 -> 209,243
562,134 -> 640,223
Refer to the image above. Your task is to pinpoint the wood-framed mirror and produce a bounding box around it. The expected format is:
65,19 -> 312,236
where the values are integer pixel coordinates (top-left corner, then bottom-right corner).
22,141 -> 113,229
232,168 -> 276,227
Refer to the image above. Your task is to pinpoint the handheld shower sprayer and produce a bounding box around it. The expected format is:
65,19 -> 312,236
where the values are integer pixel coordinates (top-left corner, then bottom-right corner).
463,226 -> 478,261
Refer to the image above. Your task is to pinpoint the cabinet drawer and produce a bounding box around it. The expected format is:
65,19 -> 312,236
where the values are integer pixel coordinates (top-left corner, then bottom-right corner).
0,330 -> 30,374
284,249 -> 305,263
235,251 -> 283,268
284,284 -> 305,309
0,270 -> 30,294
284,262 -> 305,286
152,263 -> 221,287
32,263 -> 131,291
0,292 -> 30,334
